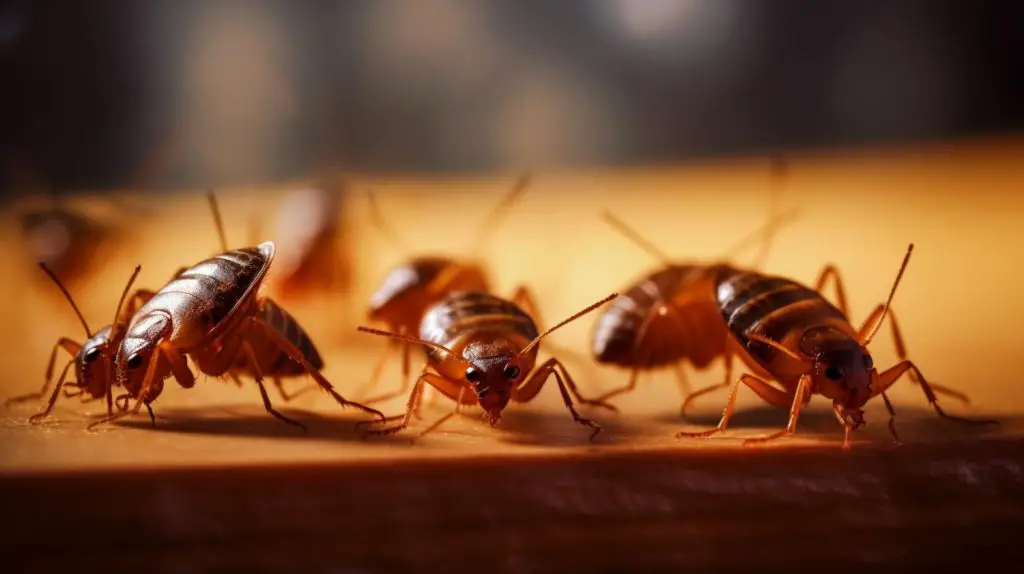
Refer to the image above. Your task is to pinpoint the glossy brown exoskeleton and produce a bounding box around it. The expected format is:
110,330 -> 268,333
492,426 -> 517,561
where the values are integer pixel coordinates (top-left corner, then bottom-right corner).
589,159 -> 796,414
356,290 -> 619,440
88,239 -> 384,432
678,244 -> 998,449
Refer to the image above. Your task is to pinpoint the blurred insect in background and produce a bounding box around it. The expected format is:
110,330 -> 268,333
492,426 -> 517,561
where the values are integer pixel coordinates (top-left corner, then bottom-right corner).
357,173 -> 531,403
86,194 -> 385,431
20,206 -> 112,290
11,135 -> 180,293
678,244 -> 998,449
589,159 -> 796,415
356,290 -> 619,440
261,178 -> 353,303
5,263 -> 147,422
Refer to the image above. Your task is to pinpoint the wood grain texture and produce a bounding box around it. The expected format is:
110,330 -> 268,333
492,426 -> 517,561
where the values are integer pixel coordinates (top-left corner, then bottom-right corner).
3,439 -> 1024,572
1,137 -> 1023,572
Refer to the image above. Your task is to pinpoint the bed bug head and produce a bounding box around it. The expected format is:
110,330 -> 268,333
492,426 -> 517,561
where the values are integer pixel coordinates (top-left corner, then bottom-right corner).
806,244 -> 914,431
801,327 -> 875,412
462,338 -> 524,424
115,311 -> 169,397
464,284 -> 617,424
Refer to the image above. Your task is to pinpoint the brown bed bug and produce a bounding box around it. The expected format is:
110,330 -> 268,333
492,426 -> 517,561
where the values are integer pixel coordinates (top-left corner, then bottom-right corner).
7,191 -> 234,424
20,205 -> 111,290
678,244 -> 998,449
86,238 -> 384,432
589,159 -> 796,414
5,262 -> 148,422
355,290 -> 619,440
357,173 -> 531,402
266,179 -> 352,301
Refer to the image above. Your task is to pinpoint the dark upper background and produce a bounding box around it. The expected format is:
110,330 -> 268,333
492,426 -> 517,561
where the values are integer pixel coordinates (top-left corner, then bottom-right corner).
0,0 -> 1021,194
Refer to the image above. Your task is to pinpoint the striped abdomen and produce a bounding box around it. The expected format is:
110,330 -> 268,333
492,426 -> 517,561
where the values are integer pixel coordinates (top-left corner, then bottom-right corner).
368,257 -> 490,331
716,271 -> 847,367
239,298 -> 324,376
419,291 -> 538,364
592,264 -> 733,369
132,242 -> 274,349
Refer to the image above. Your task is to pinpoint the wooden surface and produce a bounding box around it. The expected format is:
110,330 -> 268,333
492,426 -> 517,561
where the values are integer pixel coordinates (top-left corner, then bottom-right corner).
2,137 -> 1024,571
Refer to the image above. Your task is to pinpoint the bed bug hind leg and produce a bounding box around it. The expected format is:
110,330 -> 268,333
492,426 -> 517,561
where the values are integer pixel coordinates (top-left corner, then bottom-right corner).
6,338 -> 81,408
681,347 -> 734,417
246,316 -> 386,422
273,377 -> 318,402
514,358 -> 604,441
241,340 -> 308,434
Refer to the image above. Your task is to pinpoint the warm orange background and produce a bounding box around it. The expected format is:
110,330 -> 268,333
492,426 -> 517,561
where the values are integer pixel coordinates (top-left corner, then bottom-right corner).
1,136 -> 1022,472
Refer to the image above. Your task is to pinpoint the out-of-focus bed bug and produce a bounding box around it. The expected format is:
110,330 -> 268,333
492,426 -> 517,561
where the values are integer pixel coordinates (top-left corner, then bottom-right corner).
266,179 -> 352,301
589,159 -> 796,414
5,263 -> 147,422
355,290 -> 619,440
678,244 -> 998,449
20,205 -> 111,290
358,174 -> 531,403
86,219 -> 385,432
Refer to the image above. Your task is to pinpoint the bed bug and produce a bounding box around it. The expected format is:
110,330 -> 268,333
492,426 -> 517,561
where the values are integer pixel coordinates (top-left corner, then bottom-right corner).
20,206 -> 111,290
356,290 -> 619,440
86,238 -> 384,432
5,262 -> 149,422
677,244 -> 998,449
266,180 -> 352,301
589,158 -> 796,414
6,191 -> 234,424
358,173 -> 531,403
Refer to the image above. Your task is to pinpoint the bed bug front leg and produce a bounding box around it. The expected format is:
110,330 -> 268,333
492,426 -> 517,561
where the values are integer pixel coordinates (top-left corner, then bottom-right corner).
869,359 -> 998,427
678,372 -> 793,439
741,374 -> 813,447
358,371 -> 431,436
514,358 -> 603,440
27,361 -> 75,424
858,304 -> 971,405
6,337 -> 81,409
509,285 -> 594,367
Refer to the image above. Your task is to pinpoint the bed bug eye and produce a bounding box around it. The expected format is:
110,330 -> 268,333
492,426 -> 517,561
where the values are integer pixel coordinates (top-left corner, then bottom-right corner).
83,347 -> 102,363
863,355 -> 873,369
503,365 -> 520,379
125,354 -> 145,370
465,367 -> 483,383
824,366 -> 843,381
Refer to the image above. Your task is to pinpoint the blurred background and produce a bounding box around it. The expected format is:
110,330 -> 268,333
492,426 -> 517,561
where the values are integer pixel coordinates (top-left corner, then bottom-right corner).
1,0 -> 1023,466
0,0 -> 1021,189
